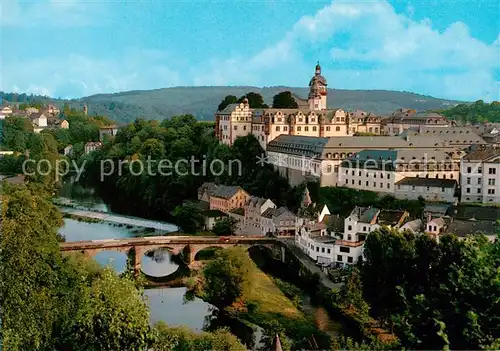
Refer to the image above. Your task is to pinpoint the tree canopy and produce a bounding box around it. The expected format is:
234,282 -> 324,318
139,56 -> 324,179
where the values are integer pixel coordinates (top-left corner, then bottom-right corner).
201,247 -> 256,309
361,228 -> 500,350
439,100 -> 500,124
272,91 -> 298,109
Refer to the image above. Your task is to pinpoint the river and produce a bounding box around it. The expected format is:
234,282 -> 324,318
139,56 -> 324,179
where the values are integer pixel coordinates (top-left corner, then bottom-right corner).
57,182 -> 345,349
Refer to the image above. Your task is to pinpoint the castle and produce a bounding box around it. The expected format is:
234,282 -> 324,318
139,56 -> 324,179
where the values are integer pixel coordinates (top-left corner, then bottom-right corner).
214,63 -> 382,149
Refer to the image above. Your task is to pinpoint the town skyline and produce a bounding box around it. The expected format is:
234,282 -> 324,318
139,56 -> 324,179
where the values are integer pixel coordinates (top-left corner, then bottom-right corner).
1,0 -> 499,102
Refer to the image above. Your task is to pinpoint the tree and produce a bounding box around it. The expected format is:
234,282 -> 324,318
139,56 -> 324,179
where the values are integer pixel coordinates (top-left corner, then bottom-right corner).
272,91 -> 298,109
238,92 -> 268,108
211,217 -> 238,236
202,247 -> 256,309
57,267 -> 153,351
171,201 -> 204,233
154,322 -> 246,351
217,95 -> 238,111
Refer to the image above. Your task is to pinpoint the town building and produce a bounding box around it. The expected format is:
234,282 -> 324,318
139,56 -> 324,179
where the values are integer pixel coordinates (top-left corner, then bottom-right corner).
0,106 -> 13,119
63,145 -> 73,156
29,112 -> 48,133
214,63 -> 383,149
202,210 -> 227,231
84,141 -> 102,154
402,126 -> 486,149
261,206 -> 297,236
209,185 -> 250,213
381,110 -> 451,135
394,178 -> 458,203
198,182 -> 218,203
99,125 -> 119,142
460,148 -> 500,204
244,197 -> 276,235
338,149 -> 460,198
295,206 -> 409,265
267,134 -> 462,187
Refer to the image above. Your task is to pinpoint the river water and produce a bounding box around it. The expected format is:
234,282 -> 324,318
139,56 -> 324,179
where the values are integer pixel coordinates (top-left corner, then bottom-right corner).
57,182 -> 345,348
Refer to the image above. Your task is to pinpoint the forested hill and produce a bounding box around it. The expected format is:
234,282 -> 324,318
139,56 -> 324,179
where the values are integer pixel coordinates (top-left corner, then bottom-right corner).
1,87 -> 464,123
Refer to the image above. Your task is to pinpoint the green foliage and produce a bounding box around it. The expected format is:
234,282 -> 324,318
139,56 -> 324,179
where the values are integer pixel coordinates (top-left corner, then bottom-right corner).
217,92 -> 268,111
171,201 -> 205,233
211,216 -> 238,236
440,100 -> 500,123
361,228 -> 500,349
0,188 -> 154,350
202,247 -> 256,309
154,322 -> 246,351
272,91 -> 298,108
338,270 -> 370,321
316,185 -> 425,218
82,120 -> 295,224
331,335 -> 396,351
258,323 -> 291,351
2,88 -> 463,123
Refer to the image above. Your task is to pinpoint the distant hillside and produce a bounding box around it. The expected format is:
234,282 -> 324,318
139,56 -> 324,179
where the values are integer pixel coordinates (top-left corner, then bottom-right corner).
1,87 -> 465,123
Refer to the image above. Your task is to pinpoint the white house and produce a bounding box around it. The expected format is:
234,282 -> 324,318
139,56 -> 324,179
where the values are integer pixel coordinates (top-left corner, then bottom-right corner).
29,112 -> 48,133
261,206 -> 297,236
0,106 -> 13,119
244,197 -> 276,235
63,145 -> 73,156
295,206 -> 409,265
461,148 -> 500,204
84,141 -> 102,154
202,210 -> 227,231
394,178 -> 458,203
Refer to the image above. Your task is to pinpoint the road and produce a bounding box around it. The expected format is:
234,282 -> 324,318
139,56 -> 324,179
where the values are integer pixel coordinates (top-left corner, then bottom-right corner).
279,238 -> 343,290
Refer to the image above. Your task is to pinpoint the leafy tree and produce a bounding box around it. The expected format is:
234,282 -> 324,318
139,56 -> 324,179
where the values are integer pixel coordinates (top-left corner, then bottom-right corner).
171,201 -> 204,233
238,92 -> 268,108
258,322 -> 291,351
272,91 -> 298,109
211,217 -> 238,236
217,95 -> 238,111
154,322 -> 246,350
201,247 -> 256,309
361,228 -> 500,349
57,267 -> 153,351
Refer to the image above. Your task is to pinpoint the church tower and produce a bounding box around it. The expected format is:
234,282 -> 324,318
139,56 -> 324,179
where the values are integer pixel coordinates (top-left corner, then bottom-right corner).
308,62 -> 328,110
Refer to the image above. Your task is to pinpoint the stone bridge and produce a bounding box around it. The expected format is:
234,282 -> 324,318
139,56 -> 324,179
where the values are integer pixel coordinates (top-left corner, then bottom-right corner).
60,236 -> 286,274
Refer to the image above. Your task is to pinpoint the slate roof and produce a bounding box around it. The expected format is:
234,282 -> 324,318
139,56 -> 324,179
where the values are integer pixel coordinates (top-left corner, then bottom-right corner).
444,219 -> 497,238
395,177 -> 458,188
423,204 -> 452,216
378,210 -> 408,226
198,182 -> 218,198
261,206 -> 296,220
350,206 -> 380,223
403,127 -> 486,145
245,196 -> 269,208
0,175 -> 25,185
463,148 -> 500,162
211,185 -> 244,199
401,219 -> 423,232
322,214 -> 345,233
267,135 -> 329,158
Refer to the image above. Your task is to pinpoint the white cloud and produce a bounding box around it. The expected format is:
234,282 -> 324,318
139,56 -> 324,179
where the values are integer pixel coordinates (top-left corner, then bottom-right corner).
0,0 -> 106,27
197,0 -> 499,101
1,0 -> 498,101
1,50 -> 182,98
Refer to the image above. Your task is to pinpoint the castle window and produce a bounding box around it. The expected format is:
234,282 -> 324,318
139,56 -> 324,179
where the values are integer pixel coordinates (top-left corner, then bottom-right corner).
336,126 -> 340,131
284,126 -> 288,131
326,126 -> 331,131
305,126 -> 309,132
313,126 -> 317,131
243,125 -> 246,131
297,126 -> 301,131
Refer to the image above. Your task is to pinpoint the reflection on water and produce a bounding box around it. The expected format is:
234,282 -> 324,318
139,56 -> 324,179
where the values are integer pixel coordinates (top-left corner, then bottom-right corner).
142,249 -> 179,277
59,218 -> 137,241
144,288 -> 211,331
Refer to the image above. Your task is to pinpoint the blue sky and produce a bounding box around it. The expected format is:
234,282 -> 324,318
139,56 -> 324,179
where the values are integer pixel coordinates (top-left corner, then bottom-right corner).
1,0 -> 499,101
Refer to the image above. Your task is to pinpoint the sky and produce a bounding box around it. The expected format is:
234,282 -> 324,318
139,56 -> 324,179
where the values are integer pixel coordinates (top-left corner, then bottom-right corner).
0,0 -> 499,101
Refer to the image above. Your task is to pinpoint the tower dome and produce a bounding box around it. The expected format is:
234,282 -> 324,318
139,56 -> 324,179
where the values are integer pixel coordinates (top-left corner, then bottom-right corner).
309,61 -> 327,87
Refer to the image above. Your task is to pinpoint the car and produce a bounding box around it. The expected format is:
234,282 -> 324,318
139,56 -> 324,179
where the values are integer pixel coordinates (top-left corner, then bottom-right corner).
219,236 -> 230,242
